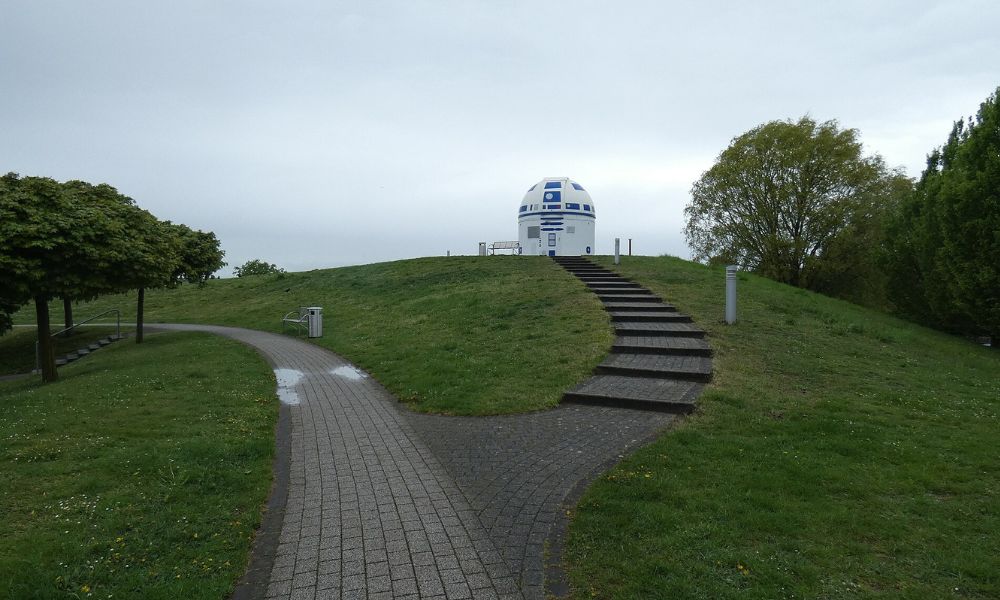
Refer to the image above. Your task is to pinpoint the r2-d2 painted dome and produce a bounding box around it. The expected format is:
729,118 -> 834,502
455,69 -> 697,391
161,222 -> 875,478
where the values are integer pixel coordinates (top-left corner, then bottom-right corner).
518,178 -> 596,256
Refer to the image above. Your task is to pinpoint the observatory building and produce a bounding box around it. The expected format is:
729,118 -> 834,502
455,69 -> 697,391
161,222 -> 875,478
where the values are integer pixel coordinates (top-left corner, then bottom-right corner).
517,177 -> 596,256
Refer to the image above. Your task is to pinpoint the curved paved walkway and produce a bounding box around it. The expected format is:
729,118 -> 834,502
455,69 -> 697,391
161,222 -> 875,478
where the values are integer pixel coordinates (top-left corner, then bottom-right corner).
152,324 -> 676,600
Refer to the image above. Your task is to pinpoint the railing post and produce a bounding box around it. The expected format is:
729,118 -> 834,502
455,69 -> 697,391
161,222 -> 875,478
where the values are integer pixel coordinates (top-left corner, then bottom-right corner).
614,238 -> 621,265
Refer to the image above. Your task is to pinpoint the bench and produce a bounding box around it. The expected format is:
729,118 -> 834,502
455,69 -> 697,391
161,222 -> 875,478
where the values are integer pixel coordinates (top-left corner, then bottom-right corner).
281,307 -> 309,335
488,241 -> 521,255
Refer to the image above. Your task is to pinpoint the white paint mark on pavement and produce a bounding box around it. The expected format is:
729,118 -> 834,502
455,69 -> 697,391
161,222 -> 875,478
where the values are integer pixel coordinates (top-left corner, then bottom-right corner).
330,365 -> 366,381
274,368 -> 304,405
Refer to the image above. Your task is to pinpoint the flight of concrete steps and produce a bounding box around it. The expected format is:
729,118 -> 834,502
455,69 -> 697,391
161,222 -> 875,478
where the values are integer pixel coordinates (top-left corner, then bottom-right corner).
553,256 -> 712,413
32,334 -> 126,374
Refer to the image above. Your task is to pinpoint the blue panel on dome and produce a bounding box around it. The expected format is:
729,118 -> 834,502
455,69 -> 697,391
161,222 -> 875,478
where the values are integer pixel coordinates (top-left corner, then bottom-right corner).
583,204 -> 591,211
566,203 -> 580,210
544,181 -> 562,189
542,190 -> 561,202
545,204 -> 561,210
572,183 -> 585,191
519,206 -> 527,212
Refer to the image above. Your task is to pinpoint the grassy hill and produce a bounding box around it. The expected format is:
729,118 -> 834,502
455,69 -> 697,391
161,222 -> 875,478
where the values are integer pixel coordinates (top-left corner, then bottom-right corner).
6,257 -> 610,415
565,256 -> 1000,599
5,254 -> 998,597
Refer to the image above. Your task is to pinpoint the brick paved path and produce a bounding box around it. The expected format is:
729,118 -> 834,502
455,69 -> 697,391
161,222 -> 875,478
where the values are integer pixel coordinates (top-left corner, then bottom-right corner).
152,325 -> 676,600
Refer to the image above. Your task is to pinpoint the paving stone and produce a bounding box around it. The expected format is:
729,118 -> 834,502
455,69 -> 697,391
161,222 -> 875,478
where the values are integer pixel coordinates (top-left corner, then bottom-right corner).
406,405 -> 674,598
150,324 -> 521,599
151,288 -> 701,600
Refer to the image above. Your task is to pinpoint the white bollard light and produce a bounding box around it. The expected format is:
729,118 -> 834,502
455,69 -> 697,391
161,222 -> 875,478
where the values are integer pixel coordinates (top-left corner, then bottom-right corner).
614,238 -> 620,265
725,265 -> 737,324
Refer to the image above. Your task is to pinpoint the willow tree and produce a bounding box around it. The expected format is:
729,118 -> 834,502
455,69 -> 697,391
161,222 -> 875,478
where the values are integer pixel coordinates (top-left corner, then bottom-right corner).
685,117 -> 907,297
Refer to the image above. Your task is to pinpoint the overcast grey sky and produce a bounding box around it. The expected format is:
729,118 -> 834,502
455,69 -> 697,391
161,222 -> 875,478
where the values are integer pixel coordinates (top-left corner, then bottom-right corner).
3,1 -> 998,275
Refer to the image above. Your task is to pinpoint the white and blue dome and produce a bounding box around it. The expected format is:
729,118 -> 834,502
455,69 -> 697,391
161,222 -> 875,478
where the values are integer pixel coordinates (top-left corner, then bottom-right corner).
517,177 -> 596,256
518,178 -> 596,216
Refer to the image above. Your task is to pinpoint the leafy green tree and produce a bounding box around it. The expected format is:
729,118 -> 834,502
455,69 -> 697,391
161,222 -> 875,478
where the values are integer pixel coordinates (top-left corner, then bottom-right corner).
234,259 -> 284,277
0,174 -> 131,380
122,210 -> 178,344
886,87 -> 1000,341
126,222 -> 226,344
169,224 -> 226,286
807,173 -> 913,308
685,117 -> 906,299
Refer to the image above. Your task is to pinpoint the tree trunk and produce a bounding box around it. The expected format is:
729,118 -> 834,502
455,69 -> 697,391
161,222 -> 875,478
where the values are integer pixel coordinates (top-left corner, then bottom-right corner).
35,296 -> 58,382
62,297 -> 73,337
136,287 -> 144,344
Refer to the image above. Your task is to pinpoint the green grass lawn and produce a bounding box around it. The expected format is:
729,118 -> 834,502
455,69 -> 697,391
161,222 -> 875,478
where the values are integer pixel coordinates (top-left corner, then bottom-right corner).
8,257 -> 610,415
565,256 -> 1000,599
0,332 -> 277,600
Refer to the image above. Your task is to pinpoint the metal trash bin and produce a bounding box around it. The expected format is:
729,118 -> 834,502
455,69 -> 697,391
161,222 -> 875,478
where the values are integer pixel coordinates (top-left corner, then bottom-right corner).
307,307 -> 323,338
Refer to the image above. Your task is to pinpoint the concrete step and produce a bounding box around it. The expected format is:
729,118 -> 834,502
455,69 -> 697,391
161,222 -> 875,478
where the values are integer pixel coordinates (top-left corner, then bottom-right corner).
566,268 -> 614,275
576,275 -> 628,282
603,301 -> 677,312
88,343 -> 101,351
597,354 -> 712,382
614,322 -> 706,337
597,294 -> 663,303
612,335 -> 713,356
608,311 -> 692,323
55,358 -> 67,366
75,348 -> 90,356
97,338 -> 111,346
562,375 -> 703,413
591,287 -> 655,295
584,280 -> 641,288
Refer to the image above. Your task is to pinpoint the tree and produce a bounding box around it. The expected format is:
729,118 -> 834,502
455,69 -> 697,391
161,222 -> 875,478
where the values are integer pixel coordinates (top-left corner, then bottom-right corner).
685,117 -> 906,297
0,174 -> 130,380
885,87 -> 1000,342
169,224 -> 226,286
234,259 -> 284,277
807,173 -> 914,308
128,222 -> 226,344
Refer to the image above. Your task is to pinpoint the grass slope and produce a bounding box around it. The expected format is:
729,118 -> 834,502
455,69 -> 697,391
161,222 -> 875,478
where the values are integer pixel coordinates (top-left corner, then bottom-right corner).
566,256 -> 1000,599
0,327 -> 128,375
8,257 -> 610,415
0,332 -> 277,600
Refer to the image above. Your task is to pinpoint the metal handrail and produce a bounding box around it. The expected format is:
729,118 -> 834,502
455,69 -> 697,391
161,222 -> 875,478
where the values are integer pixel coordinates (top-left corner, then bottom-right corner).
281,309 -> 308,335
36,309 -> 121,371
